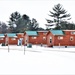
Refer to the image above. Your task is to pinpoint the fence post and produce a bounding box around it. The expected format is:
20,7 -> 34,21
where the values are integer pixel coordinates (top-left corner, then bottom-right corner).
8,44 -> 9,52
59,43 -> 60,48
24,45 -> 25,55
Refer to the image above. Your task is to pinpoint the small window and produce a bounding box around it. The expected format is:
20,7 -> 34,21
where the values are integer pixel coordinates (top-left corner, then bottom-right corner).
70,36 -> 74,41
25,40 -> 27,42
58,36 -> 63,40
71,32 -> 75,35
50,36 -> 52,39
26,40 -> 27,42
12,38 -> 16,40
43,37 -> 46,40
50,39 -> 52,43
32,37 -> 37,39
20,38 -> 23,40
0,38 -> 3,40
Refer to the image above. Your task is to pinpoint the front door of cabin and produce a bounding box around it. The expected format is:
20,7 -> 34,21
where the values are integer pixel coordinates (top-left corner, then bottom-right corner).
18,38 -> 23,46
49,36 -> 53,46
50,39 -> 52,44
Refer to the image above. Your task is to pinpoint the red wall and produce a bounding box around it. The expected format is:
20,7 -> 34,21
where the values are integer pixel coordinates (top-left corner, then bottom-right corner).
36,32 -> 47,44
0,37 -> 5,44
63,30 -> 75,46
46,31 -> 54,46
1,30 -> 75,46
47,30 -> 75,46
25,32 -> 47,44
8,38 -> 18,45
5,33 -> 24,45
17,33 -> 24,45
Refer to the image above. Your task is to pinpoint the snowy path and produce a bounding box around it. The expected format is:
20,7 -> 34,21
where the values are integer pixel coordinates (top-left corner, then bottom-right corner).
0,45 -> 75,74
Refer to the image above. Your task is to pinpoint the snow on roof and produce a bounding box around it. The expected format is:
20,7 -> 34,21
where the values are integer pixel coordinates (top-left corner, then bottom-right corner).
50,30 -> 64,35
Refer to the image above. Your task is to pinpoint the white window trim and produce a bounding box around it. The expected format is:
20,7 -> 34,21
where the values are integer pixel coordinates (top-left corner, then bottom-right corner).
32,37 -> 37,39
50,36 -> 52,39
71,32 -> 75,35
12,38 -> 16,40
70,36 -> 74,41
43,37 -> 46,40
58,36 -> 63,40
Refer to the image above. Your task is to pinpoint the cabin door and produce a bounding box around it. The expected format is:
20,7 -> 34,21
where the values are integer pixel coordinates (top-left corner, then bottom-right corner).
18,38 -> 23,46
50,36 -> 53,46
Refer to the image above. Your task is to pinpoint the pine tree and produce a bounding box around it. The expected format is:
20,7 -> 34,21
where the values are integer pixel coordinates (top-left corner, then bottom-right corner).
46,4 -> 71,30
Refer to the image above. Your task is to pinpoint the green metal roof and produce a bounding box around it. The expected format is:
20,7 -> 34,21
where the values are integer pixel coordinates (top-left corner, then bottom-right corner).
0,34 -> 4,36
7,33 -> 17,37
50,30 -> 64,35
0,34 -> 4,37
25,31 -> 38,36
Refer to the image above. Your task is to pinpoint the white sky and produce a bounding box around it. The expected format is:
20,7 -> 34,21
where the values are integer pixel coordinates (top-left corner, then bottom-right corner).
0,0 -> 75,29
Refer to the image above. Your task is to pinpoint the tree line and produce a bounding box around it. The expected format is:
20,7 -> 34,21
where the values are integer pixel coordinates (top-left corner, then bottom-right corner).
8,12 -> 44,33
0,3 -> 75,33
0,12 -> 44,33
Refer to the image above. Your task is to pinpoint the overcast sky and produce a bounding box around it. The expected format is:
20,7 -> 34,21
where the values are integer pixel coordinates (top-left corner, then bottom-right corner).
0,0 -> 75,29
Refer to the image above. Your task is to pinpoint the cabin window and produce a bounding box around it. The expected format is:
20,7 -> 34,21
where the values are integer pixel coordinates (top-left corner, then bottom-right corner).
12,38 -> 16,40
32,37 -> 37,39
26,40 -> 27,42
20,38 -> 23,40
50,36 -> 52,39
71,32 -> 75,34
58,36 -> 63,40
70,36 -> 74,41
50,36 -> 52,43
50,39 -> 52,43
25,40 -> 27,42
0,38 -> 3,40
43,37 -> 46,40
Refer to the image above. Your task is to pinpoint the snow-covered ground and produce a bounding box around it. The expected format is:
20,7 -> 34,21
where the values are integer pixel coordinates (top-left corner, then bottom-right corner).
0,45 -> 75,74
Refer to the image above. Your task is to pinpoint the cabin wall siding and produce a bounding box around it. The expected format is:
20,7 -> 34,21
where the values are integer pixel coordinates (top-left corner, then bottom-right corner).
0,30 -> 75,46
47,30 -> 75,46
24,32 -> 47,44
